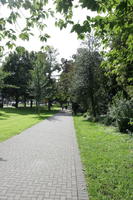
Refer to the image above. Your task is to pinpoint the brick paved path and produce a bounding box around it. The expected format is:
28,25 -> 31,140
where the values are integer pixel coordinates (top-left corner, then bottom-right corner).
0,111 -> 88,200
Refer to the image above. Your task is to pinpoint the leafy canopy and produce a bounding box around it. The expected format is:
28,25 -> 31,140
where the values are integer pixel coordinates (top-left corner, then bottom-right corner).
54,0 -> 133,88
0,0 -> 53,52
0,0 -> 132,88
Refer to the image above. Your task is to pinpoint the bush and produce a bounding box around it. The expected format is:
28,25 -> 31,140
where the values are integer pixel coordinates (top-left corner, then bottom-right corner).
108,93 -> 133,133
96,114 -> 115,126
83,111 -> 97,122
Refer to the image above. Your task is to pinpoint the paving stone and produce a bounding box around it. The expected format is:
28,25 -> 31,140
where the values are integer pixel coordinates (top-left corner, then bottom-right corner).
0,111 -> 88,199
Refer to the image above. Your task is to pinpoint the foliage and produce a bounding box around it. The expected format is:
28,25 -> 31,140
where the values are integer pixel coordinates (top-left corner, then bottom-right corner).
54,0 -> 133,91
0,1 -> 132,93
31,47 -> 60,111
44,46 -> 60,110
0,68 -> 10,89
57,59 -> 74,105
2,47 -> 33,107
0,0 -> 132,133
108,93 -> 133,133
96,1 -> 133,88
0,0 -> 53,53
1,46 -> 59,110
1,0 -> 132,88
74,116 -> 133,200
31,51 -> 47,112
70,35 -> 108,118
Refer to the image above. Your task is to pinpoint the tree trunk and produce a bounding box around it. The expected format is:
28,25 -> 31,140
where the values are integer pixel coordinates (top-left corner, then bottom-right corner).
30,99 -> 33,108
60,102 -> 63,110
90,90 -> 96,119
89,66 -> 96,119
48,100 -> 51,111
15,96 -> 19,108
24,96 -> 26,108
0,96 -> 4,108
91,97 -> 96,118
36,99 -> 40,114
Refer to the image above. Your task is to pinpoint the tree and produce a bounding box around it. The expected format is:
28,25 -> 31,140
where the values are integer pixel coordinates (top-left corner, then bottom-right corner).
53,0 -> 133,131
98,1 -> 133,96
0,68 -> 9,89
57,59 -> 74,108
31,47 -> 60,112
2,47 -> 33,108
71,35 -> 108,118
0,68 -> 10,107
44,46 -> 60,111
54,0 -> 133,95
31,52 -> 47,112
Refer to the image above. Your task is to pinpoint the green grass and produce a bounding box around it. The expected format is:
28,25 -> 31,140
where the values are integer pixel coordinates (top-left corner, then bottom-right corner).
74,116 -> 133,200
0,106 -> 60,142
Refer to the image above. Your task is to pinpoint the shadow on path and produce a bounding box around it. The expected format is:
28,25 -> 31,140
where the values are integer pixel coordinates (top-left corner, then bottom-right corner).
47,111 -> 71,122
0,157 -> 7,162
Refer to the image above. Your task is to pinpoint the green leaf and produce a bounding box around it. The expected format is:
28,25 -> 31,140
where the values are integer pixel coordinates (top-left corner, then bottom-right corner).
6,41 -> 16,49
71,24 -> 83,34
39,34 -> 50,42
19,32 -> 29,41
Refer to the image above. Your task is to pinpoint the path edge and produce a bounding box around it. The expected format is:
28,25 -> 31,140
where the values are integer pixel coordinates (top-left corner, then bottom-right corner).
71,115 -> 89,200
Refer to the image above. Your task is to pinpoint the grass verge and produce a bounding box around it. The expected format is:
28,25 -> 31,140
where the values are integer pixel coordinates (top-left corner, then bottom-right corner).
0,106 -> 60,142
74,116 -> 133,200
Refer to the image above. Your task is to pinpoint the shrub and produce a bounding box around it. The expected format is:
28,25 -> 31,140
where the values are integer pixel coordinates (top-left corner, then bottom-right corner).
96,114 -> 115,126
83,111 -> 96,122
108,93 -> 133,133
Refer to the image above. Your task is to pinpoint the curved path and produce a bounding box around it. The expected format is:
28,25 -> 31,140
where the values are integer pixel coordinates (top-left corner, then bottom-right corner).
0,111 -> 88,200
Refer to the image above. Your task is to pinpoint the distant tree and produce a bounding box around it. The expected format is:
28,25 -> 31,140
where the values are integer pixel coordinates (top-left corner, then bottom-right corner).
0,68 -> 9,89
2,47 -> 33,108
57,59 -> 74,108
31,52 -> 47,112
71,35 -> 108,118
31,47 -> 60,112
44,46 -> 60,111
0,68 -> 10,107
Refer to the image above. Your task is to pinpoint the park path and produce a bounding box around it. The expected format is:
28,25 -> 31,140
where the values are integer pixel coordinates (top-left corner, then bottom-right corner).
0,111 -> 88,200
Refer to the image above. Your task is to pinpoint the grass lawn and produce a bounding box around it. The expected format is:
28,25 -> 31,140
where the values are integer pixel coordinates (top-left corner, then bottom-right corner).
0,106 -> 60,142
74,116 -> 133,200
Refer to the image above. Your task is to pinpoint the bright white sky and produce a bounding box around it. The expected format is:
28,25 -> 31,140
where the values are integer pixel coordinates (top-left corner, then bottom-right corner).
0,1 -> 97,61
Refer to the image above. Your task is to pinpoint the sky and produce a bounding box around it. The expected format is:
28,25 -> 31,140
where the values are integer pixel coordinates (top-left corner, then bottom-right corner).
0,1 -> 97,61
